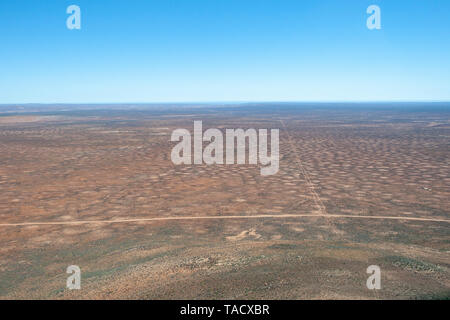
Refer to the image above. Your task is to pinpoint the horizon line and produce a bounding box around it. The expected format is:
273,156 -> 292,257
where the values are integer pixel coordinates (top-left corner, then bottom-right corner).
1,100 -> 450,106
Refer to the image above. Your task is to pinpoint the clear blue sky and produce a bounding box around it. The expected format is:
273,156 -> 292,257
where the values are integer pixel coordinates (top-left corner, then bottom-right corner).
0,0 -> 449,103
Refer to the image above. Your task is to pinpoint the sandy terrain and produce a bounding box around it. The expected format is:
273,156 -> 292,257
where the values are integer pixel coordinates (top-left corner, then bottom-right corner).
0,105 -> 448,299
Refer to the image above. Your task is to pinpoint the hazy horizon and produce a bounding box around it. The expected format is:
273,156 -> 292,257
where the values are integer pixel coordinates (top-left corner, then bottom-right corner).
2,100 -> 450,106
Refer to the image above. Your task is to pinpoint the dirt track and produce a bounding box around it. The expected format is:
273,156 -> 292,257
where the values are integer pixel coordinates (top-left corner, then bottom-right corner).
0,213 -> 448,227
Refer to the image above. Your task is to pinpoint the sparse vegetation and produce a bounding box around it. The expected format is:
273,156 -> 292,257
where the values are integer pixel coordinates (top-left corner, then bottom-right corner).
0,106 -> 448,299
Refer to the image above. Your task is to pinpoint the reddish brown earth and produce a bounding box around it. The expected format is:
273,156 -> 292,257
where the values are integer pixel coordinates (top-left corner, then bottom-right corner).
0,105 -> 449,299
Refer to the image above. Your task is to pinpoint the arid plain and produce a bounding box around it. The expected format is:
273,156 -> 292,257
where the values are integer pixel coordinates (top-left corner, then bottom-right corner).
0,104 -> 449,299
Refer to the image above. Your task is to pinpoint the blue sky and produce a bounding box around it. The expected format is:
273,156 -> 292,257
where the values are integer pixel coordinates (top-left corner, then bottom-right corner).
0,0 -> 449,103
